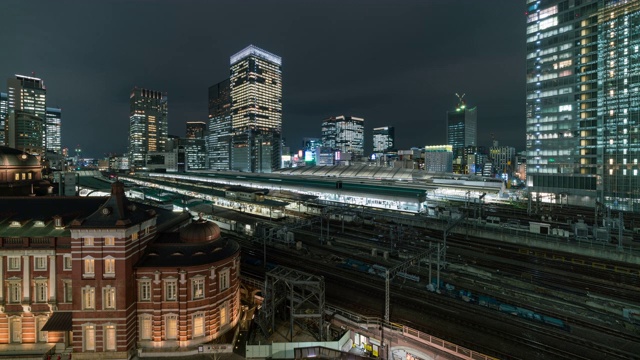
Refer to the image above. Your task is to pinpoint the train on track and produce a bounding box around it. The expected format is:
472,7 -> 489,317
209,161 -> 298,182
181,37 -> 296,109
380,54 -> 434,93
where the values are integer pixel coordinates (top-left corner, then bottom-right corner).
427,281 -> 571,331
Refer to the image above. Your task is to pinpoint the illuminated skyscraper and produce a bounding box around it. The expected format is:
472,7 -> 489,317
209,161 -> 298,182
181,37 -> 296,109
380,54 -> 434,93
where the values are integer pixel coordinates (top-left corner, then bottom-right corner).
525,0 -> 640,210
446,96 -> 477,161
6,74 -> 47,155
372,126 -> 395,153
45,107 -> 62,154
208,79 -> 232,170
229,45 -> 282,173
128,87 -> 168,169
0,92 -> 7,146
321,115 -> 365,156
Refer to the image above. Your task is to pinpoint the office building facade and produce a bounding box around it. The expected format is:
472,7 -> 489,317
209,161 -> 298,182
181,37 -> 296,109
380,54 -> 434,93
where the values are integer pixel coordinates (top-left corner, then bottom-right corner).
128,88 -> 168,169
229,45 -> 282,173
0,92 -> 7,146
372,126 -> 395,153
177,137 -> 208,171
525,0 -> 640,210
6,75 -> 47,156
321,115 -> 365,156
446,99 -> 477,160
208,79 -> 232,170
46,107 -> 62,154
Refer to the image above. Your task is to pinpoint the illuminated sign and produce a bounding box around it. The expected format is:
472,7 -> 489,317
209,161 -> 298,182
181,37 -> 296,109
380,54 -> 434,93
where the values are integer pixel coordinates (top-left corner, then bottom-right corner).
335,151 -> 341,161
304,151 -> 314,162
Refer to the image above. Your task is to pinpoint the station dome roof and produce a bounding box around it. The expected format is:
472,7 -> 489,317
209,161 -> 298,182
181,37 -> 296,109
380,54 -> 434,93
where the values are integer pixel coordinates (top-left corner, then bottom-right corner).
179,217 -> 221,243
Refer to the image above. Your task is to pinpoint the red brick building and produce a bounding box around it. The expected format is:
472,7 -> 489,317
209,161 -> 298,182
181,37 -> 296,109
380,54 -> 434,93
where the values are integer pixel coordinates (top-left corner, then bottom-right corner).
0,181 -> 241,359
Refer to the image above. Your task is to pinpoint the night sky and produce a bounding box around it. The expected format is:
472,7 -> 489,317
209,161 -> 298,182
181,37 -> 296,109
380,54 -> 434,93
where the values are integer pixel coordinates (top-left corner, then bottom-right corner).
1,0 -> 525,158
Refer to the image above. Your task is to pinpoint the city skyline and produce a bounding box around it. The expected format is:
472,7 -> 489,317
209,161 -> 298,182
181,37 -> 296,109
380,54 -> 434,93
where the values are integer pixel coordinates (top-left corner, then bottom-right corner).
0,0 -> 524,158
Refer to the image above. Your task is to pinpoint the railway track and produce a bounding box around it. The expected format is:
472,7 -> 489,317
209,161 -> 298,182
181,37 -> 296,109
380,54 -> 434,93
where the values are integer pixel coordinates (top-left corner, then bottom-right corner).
232,230 -> 640,359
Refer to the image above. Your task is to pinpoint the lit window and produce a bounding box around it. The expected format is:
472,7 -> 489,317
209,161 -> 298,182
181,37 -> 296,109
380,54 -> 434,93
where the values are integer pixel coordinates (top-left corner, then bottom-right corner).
139,316 -> 152,340
84,237 -> 94,246
165,279 -> 177,301
103,287 -> 116,309
165,315 -> 178,340
84,325 -> 95,351
35,256 -> 47,271
37,317 -> 48,342
219,302 -> 229,327
104,237 -> 115,246
82,287 -> 96,310
104,258 -> 115,276
84,258 -> 95,277
105,325 -> 116,351
131,232 -> 138,241
192,278 -> 205,299
193,313 -> 205,337
219,269 -> 230,291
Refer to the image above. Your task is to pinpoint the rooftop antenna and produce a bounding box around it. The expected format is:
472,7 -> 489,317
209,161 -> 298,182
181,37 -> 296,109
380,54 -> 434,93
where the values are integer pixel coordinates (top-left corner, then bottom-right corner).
455,93 -> 466,110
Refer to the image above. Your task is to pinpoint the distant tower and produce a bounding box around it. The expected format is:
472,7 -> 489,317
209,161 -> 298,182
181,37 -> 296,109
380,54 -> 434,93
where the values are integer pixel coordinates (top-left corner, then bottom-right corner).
0,92 -> 7,146
6,74 -> 47,155
128,87 -> 168,169
229,45 -> 282,173
46,107 -> 62,154
446,93 -> 477,159
372,126 -> 395,153
321,115 -> 365,156
208,78 -> 232,170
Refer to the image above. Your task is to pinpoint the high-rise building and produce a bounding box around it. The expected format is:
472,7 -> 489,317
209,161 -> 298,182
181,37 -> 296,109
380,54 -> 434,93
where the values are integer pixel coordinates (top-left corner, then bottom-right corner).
0,92 -> 7,146
525,0 -> 640,210
372,126 -> 395,153
186,121 -> 206,139
229,45 -> 282,173
6,74 -> 47,155
208,79 -> 232,170
321,115 -> 365,156
128,87 -> 168,169
46,107 -> 62,154
446,96 -> 477,160
598,1 -> 640,210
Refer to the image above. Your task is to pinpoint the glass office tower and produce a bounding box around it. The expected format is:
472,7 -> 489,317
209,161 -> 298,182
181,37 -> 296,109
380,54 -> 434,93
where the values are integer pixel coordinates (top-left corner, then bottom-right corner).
373,126 -> 395,153
598,0 -> 640,211
45,107 -> 62,154
6,74 -> 47,155
229,45 -> 282,173
128,88 -> 168,169
525,0 -> 640,210
321,115 -> 365,156
0,92 -> 7,146
208,78 -> 232,170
